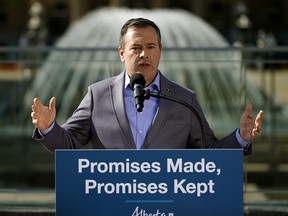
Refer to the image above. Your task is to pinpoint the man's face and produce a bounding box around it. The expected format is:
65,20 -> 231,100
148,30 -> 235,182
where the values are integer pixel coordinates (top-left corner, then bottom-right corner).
118,26 -> 162,86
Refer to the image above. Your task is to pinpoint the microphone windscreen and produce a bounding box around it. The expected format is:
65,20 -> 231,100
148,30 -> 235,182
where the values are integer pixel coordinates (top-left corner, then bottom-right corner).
130,73 -> 145,89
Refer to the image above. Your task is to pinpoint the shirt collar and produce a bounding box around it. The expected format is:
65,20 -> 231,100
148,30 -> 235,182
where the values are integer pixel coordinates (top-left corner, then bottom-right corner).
124,70 -> 160,92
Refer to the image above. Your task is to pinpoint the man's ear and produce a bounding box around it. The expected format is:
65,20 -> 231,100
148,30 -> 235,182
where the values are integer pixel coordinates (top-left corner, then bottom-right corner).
118,47 -> 125,62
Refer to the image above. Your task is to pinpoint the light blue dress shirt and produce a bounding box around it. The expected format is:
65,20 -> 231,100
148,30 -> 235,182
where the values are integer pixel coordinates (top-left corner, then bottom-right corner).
124,71 -> 160,149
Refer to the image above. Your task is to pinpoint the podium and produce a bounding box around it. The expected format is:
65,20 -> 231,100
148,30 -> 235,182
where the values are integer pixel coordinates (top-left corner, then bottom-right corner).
55,149 -> 243,215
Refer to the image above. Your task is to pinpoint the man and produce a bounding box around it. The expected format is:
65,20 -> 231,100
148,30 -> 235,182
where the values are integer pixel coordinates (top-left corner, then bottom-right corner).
31,18 -> 264,153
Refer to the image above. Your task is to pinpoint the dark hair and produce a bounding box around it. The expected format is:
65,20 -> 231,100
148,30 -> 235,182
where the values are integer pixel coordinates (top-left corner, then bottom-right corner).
119,18 -> 162,49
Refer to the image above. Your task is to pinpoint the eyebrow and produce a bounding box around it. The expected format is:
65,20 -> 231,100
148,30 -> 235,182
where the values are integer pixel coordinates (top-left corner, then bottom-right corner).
131,42 -> 157,46
131,43 -> 141,46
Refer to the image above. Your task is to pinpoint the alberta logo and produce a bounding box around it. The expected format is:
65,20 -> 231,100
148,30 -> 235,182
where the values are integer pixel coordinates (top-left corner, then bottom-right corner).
131,206 -> 174,216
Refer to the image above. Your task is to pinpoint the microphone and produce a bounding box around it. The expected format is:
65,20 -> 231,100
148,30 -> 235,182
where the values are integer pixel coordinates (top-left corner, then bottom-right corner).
130,73 -> 145,112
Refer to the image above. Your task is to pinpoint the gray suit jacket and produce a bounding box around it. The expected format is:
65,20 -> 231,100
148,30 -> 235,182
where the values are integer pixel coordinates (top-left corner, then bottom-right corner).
33,71 -> 250,153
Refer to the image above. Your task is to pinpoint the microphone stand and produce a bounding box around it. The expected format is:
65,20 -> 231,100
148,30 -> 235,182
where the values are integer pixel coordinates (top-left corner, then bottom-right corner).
144,89 -> 206,149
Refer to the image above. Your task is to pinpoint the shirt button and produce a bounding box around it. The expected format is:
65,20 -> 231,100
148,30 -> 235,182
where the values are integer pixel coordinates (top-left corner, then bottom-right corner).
139,130 -> 143,134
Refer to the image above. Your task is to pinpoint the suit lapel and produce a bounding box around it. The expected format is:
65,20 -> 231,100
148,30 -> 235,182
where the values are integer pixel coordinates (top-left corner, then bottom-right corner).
110,72 -> 136,149
143,74 -> 174,148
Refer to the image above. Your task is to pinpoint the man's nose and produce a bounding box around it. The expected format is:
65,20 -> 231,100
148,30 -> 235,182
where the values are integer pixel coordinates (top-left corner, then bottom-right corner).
139,49 -> 147,58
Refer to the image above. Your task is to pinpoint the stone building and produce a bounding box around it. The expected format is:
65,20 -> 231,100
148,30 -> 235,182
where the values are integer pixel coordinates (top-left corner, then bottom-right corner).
0,0 -> 288,46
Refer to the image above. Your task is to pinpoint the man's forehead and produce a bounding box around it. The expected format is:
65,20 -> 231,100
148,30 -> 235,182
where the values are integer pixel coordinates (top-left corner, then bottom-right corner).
124,27 -> 158,42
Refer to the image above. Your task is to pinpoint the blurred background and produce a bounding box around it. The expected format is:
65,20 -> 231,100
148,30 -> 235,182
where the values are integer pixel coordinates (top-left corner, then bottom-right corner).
0,0 -> 288,215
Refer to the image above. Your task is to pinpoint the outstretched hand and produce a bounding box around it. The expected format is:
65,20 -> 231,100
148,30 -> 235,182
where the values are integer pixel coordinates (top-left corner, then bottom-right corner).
239,103 -> 264,141
31,97 -> 56,131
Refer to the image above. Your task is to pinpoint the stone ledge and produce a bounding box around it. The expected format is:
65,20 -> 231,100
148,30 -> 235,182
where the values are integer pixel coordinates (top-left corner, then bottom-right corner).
0,189 -> 287,216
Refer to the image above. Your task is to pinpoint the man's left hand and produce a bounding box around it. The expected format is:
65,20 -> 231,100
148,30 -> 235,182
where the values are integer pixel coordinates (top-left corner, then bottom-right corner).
239,103 -> 264,141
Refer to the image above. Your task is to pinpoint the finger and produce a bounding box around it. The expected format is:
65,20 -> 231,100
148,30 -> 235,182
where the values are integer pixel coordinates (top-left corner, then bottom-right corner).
33,98 -> 45,109
255,118 -> 262,127
31,111 -> 39,120
254,115 -> 263,134
255,110 -> 264,125
49,97 -> 56,112
243,103 -> 253,118
31,104 -> 37,112
32,118 -> 39,126
258,110 -> 264,121
252,128 -> 260,138
254,120 -> 261,131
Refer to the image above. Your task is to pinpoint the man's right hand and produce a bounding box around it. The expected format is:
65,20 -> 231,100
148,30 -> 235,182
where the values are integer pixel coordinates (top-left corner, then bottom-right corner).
31,97 -> 56,131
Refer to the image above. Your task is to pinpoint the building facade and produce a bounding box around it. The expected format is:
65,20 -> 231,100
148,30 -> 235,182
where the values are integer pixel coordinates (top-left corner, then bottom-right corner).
0,0 -> 287,46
